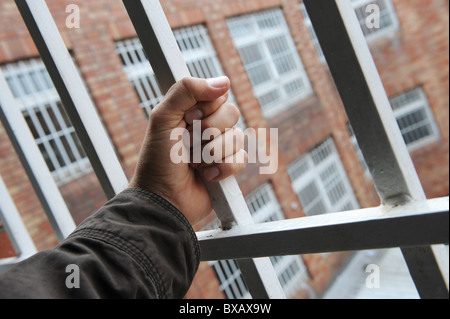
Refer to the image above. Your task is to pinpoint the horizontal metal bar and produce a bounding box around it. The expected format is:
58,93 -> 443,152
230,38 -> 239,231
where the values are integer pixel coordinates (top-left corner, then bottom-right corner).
14,0 -> 129,199
197,197 -> 449,261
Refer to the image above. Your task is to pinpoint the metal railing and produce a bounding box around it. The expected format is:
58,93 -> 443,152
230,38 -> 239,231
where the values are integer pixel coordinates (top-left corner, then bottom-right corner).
0,0 -> 448,299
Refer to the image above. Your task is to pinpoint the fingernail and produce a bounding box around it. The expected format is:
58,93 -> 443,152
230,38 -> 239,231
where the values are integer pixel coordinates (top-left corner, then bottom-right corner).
185,109 -> 203,124
203,167 -> 220,181
206,76 -> 229,89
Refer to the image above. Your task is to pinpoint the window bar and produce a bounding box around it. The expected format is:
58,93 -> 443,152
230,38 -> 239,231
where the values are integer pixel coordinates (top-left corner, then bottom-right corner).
0,175 -> 37,273
0,70 -> 76,241
121,0 -> 285,299
14,0 -> 129,200
198,197 -> 448,259
303,0 -> 448,298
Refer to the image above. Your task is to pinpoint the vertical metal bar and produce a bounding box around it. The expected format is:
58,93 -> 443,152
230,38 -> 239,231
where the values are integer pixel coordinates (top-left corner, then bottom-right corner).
122,0 -> 285,299
0,175 -> 37,273
0,70 -> 76,241
14,0 -> 129,199
303,0 -> 448,298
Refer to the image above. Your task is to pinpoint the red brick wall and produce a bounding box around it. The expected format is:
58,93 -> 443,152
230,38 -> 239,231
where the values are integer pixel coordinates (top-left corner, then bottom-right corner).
371,0 -> 449,199
0,0 -> 448,299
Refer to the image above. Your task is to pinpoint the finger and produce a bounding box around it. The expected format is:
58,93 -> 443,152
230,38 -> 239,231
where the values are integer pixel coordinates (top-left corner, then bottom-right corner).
187,102 -> 241,148
201,102 -> 240,136
158,76 -> 230,116
201,149 -> 248,182
184,91 -> 230,125
191,127 -> 245,168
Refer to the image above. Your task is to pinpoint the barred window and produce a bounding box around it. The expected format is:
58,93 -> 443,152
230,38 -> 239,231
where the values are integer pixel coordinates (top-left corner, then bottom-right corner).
116,24 -> 246,129
227,8 -> 312,118
1,59 -> 90,184
115,37 -> 164,118
300,0 -> 399,61
390,87 -> 440,151
288,138 -> 360,216
207,183 -> 308,299
351,0 -> 399,41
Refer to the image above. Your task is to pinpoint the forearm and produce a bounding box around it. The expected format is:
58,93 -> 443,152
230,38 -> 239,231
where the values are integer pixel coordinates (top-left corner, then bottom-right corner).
0,188 -> 200,299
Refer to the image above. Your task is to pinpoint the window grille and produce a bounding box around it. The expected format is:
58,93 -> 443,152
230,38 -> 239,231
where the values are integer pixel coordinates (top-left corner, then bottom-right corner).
390,87 -> 440,151
1,59 -> 91,184
227,8 -> 313,118
2,0 -> 447,299
208,183 -> 308,299
116,25 -> 246,129
115,38 -> 164,118
288,138 -> 360,216
351,0 -> 399,41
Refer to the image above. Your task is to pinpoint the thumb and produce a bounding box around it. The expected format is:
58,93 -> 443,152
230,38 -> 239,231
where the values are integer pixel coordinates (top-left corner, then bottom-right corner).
153,76 -> 230,122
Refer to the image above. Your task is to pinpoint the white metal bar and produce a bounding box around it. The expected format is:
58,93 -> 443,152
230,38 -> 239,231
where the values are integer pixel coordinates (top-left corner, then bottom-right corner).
303,0 -> 448,298
122,0 -> 285,299
0,70 -> 76,240
306,0 -> 424,204
0,175 -> 37,273
14,0 -> 129,199
197,197 -> 449,260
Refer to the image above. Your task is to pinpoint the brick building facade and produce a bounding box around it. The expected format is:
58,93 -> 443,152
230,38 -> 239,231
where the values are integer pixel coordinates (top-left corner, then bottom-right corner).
0,0 -> 448,298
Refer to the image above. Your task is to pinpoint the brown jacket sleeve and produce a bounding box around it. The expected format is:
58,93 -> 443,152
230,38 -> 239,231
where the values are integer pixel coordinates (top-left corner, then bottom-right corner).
0,188 -> 200,299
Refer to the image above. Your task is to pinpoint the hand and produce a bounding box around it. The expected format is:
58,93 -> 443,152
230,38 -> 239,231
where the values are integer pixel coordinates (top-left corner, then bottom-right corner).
129,77 -> 248,225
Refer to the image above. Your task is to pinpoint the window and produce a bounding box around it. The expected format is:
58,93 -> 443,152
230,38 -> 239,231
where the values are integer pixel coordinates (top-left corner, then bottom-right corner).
351,0 -> 399,42
115,37 -> 164,118
390,87 -> 440,151
116,24 -> 246,129
299,0 -> 399,59
288,138 -> 359,216
1,59 -> 90,184
208,183 -> 309,299
227,8 -> 312,118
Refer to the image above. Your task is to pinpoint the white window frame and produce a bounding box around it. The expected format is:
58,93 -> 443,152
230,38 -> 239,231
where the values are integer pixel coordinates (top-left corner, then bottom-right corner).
116,24 -> 246,129
390,87 -> 440,151
1,59 -> 91,185
288,138 -> 360,216
227,8 -> 313,118
115,38 -> 164,118
351,0 -> 399,42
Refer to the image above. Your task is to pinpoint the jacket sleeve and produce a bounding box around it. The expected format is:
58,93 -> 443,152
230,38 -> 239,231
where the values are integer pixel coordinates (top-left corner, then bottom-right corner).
0,188 -> 201,299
